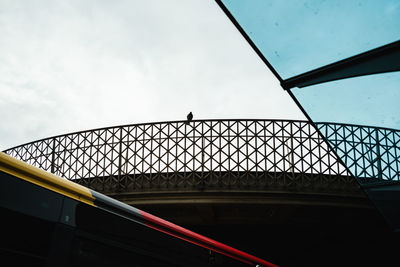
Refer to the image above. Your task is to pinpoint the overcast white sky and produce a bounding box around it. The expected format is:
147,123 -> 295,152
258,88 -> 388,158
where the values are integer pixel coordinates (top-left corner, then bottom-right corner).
0,0 -> 304,150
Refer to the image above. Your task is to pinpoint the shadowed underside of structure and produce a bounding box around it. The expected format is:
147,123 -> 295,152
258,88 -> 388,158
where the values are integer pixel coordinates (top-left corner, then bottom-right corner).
81,170 -> 366,223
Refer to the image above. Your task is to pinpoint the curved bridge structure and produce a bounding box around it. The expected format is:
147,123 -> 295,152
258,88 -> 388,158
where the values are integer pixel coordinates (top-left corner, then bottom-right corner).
4,119 -> 400,218
4,119 -> 400,266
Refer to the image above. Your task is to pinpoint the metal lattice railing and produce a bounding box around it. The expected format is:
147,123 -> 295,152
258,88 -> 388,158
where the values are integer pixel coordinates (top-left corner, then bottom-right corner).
317,122 -> 400,182
4,120 -> 398,192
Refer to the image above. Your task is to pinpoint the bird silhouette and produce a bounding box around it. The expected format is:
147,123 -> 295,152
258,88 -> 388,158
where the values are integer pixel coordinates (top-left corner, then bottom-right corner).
186,112 -> 193,125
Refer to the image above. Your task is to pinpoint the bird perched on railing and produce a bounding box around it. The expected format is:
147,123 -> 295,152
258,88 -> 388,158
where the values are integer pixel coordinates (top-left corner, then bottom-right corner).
186,112 -> 193,125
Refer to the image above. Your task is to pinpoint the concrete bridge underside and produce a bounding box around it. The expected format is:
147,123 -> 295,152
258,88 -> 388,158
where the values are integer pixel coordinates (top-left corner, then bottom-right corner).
81,171 -> 368,225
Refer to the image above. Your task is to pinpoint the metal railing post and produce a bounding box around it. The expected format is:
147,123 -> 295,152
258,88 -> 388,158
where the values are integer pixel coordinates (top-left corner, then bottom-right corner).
51,138 -> 56,174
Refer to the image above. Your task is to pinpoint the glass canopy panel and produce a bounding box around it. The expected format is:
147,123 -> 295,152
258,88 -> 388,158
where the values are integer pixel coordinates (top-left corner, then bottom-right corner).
220,0 -> 400,231
292,72 -> 400,130
221,0 -> 400,79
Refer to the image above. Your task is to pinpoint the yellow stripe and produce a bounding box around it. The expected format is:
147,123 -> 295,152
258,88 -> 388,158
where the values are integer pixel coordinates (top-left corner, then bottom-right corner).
0,152 -> 96,206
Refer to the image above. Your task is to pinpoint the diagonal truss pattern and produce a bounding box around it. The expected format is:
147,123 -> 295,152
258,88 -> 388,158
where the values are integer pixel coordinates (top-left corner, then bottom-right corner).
317,122 -> 400,183
5,120 -> 396,192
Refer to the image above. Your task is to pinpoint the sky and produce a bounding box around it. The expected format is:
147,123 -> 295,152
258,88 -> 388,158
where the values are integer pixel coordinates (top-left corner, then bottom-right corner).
223,0 -> 400,130
0,0 -> 304,150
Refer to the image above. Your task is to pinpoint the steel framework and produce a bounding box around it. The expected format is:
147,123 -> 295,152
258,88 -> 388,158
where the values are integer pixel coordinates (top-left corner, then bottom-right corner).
4,120 -> 399,193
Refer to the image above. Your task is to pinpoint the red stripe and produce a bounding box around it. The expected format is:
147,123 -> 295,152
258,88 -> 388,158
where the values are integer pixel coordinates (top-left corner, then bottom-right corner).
140,210 -> 278,267
145,223 -> 252,265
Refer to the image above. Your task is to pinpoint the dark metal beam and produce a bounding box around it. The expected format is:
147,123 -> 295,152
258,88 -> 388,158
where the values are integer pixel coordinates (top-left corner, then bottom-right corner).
282,40 -> 400,89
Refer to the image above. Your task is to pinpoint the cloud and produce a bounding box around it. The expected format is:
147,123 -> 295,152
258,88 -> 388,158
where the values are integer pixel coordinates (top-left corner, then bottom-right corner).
0,0 -> 304,150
